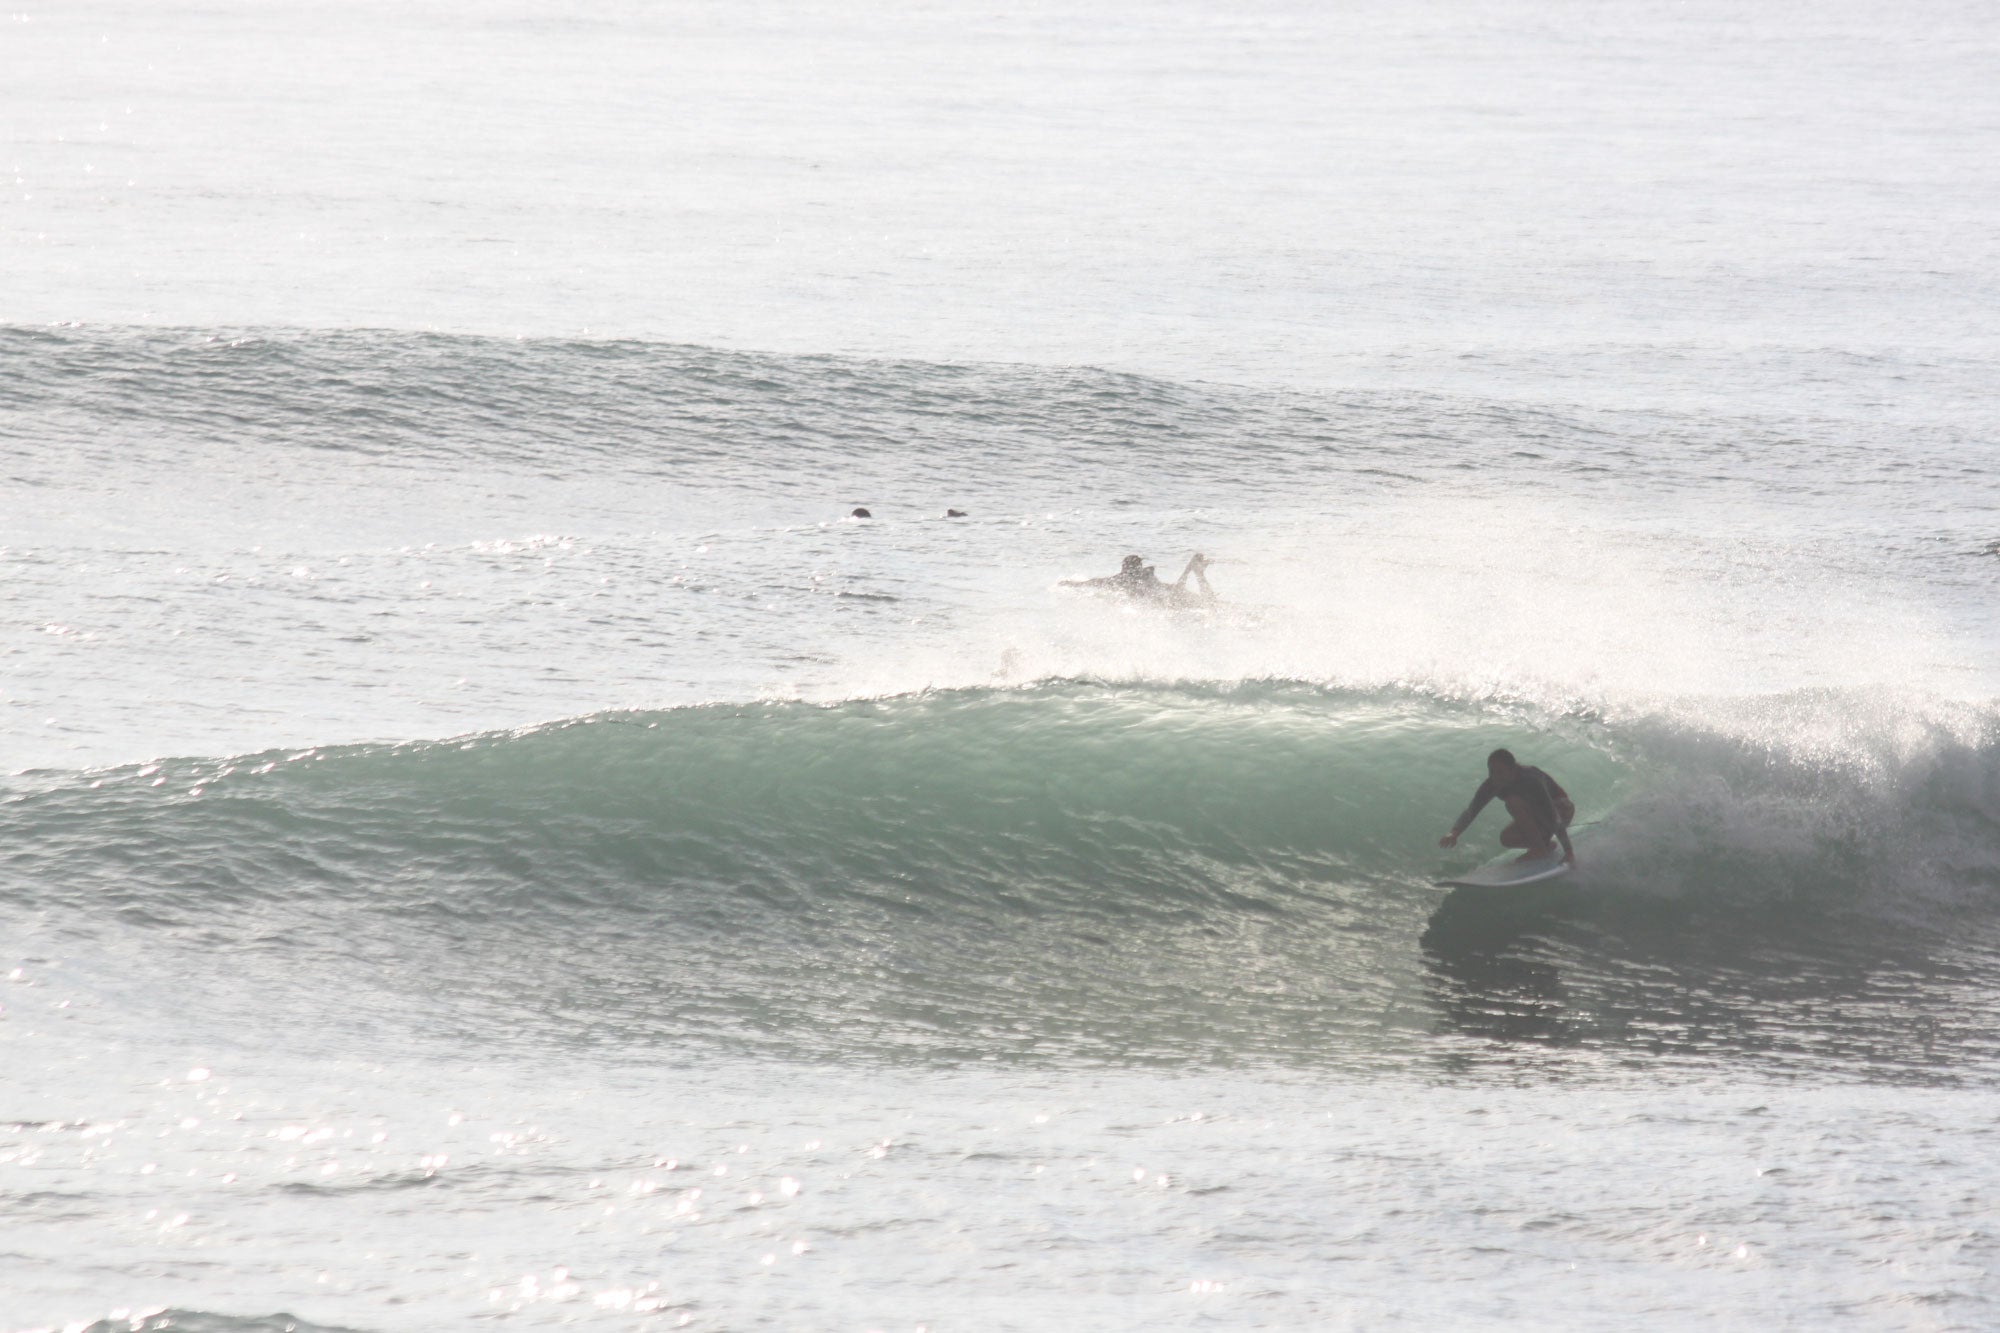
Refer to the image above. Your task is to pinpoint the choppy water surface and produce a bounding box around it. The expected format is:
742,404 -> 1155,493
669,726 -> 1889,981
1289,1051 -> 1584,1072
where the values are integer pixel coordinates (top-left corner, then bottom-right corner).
8,0 -> 2000,1329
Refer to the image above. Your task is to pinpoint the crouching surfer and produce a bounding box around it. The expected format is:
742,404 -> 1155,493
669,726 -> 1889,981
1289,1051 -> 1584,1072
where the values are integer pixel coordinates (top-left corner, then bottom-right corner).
1438,748 -> 1575,865
1060,553 -> 1216,608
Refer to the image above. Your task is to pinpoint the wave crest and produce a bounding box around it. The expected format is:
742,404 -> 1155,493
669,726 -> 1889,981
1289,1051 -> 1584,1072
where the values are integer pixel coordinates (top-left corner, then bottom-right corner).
7,681 -> 1999,1067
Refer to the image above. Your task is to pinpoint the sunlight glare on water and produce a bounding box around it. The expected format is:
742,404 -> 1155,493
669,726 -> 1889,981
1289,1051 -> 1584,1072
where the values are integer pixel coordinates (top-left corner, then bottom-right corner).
6,0 -> 2000,1328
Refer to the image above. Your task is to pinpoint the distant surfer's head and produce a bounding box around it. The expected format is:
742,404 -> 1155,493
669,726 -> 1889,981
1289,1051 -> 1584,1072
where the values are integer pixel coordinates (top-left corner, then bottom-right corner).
1121,554 -> 1145,573
1487,748 -> 1518,776
850,507 -> 872,519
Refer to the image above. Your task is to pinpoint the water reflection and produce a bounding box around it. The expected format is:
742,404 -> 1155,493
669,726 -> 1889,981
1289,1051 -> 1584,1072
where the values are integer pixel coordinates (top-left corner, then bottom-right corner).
1420,883 -> 2000,1080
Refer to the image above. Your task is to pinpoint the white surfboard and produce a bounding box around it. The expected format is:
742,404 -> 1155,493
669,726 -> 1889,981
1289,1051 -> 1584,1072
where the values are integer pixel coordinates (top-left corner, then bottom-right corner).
1435,848 -> 1572,890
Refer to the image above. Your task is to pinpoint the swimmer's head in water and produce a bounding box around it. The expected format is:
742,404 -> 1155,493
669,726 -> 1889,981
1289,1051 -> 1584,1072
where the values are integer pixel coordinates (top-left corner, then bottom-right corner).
1121,555 -> 1145,574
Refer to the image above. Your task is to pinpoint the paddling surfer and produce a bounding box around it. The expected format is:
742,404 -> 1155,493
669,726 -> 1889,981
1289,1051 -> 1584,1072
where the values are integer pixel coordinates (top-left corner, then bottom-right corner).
1062,553 -> 1162,597
1061,553 -> 1216,607
1439,749 -> 1576,864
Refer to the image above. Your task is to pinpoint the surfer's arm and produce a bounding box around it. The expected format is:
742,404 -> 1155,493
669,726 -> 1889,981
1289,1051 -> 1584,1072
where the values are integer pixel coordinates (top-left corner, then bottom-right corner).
1550,806 -> 1574,861
1439,780 -> 1496,846
1528,774 -> 1575,862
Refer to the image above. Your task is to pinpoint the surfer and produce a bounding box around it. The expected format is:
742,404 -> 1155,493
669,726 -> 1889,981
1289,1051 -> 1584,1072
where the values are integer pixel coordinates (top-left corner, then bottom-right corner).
1439,749 -> 1575,864
1062,554 -> 1163,598
1061,553 -> 1216,607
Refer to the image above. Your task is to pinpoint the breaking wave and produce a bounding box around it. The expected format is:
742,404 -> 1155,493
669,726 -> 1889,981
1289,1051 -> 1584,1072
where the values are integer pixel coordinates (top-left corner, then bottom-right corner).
6,681 -> 1999,1071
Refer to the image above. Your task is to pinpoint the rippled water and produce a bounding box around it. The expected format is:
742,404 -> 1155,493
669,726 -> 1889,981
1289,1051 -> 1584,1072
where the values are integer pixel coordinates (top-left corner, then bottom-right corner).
14,1050 -> 2000,1332
8,0 -> 2000,1329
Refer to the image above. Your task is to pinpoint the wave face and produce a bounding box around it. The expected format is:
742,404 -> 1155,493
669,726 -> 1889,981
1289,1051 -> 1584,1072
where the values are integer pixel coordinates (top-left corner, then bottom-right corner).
9,682 -> 2000,1076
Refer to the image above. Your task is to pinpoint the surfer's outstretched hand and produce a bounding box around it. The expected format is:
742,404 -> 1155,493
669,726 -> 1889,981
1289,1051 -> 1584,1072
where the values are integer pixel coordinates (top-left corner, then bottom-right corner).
1437,832 -> 1458,848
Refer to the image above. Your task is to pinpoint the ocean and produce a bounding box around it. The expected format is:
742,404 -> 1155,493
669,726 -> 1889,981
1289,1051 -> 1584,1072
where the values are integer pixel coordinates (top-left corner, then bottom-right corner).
5,1 -> 2000,1329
